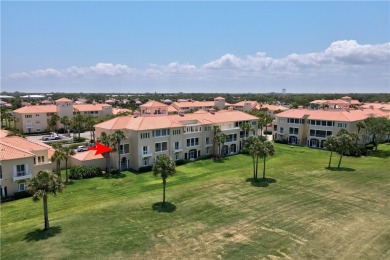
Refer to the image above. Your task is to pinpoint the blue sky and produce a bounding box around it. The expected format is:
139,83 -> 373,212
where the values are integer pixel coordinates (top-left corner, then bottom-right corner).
1,1 -> 389,93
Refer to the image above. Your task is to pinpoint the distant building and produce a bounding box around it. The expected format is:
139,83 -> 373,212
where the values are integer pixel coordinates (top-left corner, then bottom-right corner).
13,98 -> 113,134
172,97 -> 229,113
310,96 -> 361,110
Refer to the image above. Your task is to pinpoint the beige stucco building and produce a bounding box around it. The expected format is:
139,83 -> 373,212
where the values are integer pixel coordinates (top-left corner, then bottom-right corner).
0,136 -> 54,197
273,107 -> 389,148
13,98 -> 113,134
94,101 -> 259,171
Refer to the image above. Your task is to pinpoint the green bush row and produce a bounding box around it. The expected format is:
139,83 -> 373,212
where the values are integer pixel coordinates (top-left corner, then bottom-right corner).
69,165 -> 103,179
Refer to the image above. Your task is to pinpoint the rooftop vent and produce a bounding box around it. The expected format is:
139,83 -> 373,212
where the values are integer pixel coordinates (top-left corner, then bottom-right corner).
133,111 -> 140,118
209,108 -> 216,114
178,110 -> 184,116
228,106 -> 234,111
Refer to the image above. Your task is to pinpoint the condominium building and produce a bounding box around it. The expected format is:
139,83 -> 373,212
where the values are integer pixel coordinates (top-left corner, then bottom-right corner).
0,136 -> 54,197
13,98 -> 113,134
171,96 -> 229,113
273,107 -> 389,148
94,101 -> 258,170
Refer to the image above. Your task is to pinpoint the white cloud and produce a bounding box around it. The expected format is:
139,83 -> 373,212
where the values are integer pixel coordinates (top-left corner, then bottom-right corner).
6,40 -> 390,92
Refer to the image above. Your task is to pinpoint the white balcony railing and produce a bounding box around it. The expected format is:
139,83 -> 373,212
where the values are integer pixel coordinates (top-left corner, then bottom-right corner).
13,172 -> 32,182
141,152 -> 152,158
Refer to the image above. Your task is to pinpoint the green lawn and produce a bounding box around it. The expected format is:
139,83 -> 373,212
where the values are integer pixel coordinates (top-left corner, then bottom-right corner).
1,144 -> 390,259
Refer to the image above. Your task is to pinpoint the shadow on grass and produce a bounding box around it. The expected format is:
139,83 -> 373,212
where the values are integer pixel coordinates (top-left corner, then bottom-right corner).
23,226 -> 62,242
152,202 -> 177,213
103,173 -> 127,179
325,167 -> 356,172
368,150 -> 390,159
65,180 -> 75,185
246,177 -> 277,188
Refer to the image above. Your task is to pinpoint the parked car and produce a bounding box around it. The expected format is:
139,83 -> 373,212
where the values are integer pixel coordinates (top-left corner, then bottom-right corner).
43,136 -> 60,141
77,145 -> 89,152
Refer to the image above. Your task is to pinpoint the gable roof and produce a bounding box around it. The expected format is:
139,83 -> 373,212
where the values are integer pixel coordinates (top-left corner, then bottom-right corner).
0,138 -> 37,160
0,136 -> 53,152
56,98 -> 73,102
71,150 -> 104,161
140,100 -> 167,107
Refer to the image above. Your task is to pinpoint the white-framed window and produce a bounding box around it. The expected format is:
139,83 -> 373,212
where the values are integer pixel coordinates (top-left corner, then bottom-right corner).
251,121 -> 257,126
155,142 -> 168,152
174,141 -> 180,150
140,132 -> 150,139
184,126 -> 201,133
119,144 -> 130,154
18,182 -> 26,192
172,129 -> 181,135
16,165 -> 26,176
279,127 -> 284,134
25,115 -> 32,118
35,114 -> 40,117
278,118 -> 286,123
206,147 -> 210,154
289,127 -> 299,135
142,146 -> 149,155
187,138 -> 199,147
225,134 -> 237,143
174,154 -> 179,161
37,156 -> 44,164
36,120 -> 40,124
205,137 -> 211,145
204,126 -> 211,131
153,129 -> 169,137
337,123 -> 347,128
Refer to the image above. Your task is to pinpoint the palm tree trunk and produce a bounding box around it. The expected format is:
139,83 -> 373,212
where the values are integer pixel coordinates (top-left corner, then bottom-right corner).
263,156 -> 266,179
65,159 -> 69,184
43,195 -> 50,230
162,178 -> 166,205
255,156 -> 259,180
118,145 -> 121,173
328,151 -> 333,168
252,157 -> 256,180
338,152 -> 343,168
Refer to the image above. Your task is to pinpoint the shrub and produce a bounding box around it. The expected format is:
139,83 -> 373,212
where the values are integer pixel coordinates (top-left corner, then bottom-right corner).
13,191 -> 31,200
69,165 -> 103,179
73,137 -> 87,143
109,168 -> 120,175
138,166 -> 153,173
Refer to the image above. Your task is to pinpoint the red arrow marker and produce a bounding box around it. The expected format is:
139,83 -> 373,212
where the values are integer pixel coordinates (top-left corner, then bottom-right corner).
88,142 -> 113,155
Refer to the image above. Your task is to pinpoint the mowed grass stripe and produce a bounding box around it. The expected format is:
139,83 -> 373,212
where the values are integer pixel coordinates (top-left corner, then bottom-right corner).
1,143 -> 389,259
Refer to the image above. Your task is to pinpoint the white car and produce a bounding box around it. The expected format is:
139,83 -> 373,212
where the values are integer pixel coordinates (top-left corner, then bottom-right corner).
43,136 -> 60,141
77,146 -> 88,152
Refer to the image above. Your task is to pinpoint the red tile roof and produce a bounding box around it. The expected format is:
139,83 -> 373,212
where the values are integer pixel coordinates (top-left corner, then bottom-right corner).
276,108 -> 389,122
0,129 -> 10,138
0,141 -> 35,160
140,100 -> 167,107
0,136 -> 53,152
71,150 -> 104,161
56,98 -> 73,102
95,110 -> 258,131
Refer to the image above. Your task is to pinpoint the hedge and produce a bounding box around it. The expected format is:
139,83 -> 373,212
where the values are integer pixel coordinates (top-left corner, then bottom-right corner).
69,165 -> 103,179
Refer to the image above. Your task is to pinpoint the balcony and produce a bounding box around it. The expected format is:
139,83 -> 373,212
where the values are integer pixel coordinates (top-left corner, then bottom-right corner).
141,152 -> 152,158
174,148 -> 183,153
13,172 -> 32,182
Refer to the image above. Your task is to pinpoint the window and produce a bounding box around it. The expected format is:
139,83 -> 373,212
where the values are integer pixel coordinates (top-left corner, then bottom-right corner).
16,165 -> 26,176
142,146 -> 149,155
174,154 -> 179,161
36,120 -> 40,124
206,147 -> 210,154
289,127 -> 299,135
205,137 -> 211,145
37,129 -> 41,132
172,129 -> 181,135
174,142 -> 180,150
251,121 -> 257,126
119,144 -> 130,154
184,126 -> 201,133
143,158 -> 149,166
310,129 -> 332,138
36,156 -> 44,164
35,114 -> 40,117
18,182 -> 26,192
327,121 -> 335,127
0,165 -> 2,179
287,118 -> 304,124
140,132 -> 150,139
204,126 -> 211,131
25,115 -> 32,118
337,123 -> 347,128
186,138 -> 199,147
225,134 -> 237,143
279,127 -> 284,134
155,142 -> 168,152
153,129 -> 169,137
278,118 -> 286,124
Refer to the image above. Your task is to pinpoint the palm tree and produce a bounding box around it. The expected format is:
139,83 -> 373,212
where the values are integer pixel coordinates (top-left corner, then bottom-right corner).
84,115 -> 96,141
47,114 -> 60,133
240,122 -> 252,147
71,114 -> 85,139
110,130 -> 127,173
152,154 -> 176,205
245,136 -> 260,180
257,116 -> 266,136
336,134 -> 353,168
259,140 -> 275,179
60,116 -> 71,136
324,135 -> 338,168
27,170 -> 63,230
98,131 -> 112,174
263,115 -> 274,135
212,125 -> 221,159
51,143 -> 64,180
61,146 -> 75,184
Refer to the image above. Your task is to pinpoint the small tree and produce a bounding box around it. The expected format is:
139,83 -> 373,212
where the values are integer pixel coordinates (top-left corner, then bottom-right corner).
245,136 -> 261,181
240,122 -> 252,145
363,117 -> 389,150
60,116 -> 71,136
51,143 -> 64,180
47,114 -> 60,133
212,125 -> 222,158
98,132 -> 112,174
324,135 -> 338,168
153,154 -> 176,205
28,171 -> 63,230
